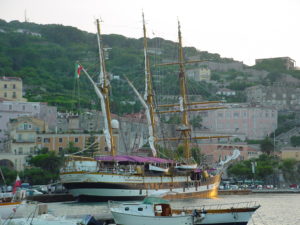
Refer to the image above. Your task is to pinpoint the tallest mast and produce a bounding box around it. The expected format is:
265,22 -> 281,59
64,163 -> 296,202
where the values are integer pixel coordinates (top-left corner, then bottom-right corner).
96,19 -> 116,157
177,20 -> 191,159
142,12 -> 156,145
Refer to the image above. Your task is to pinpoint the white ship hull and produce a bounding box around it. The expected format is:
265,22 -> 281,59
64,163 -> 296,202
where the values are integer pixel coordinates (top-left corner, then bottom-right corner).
60,171 -> 220,201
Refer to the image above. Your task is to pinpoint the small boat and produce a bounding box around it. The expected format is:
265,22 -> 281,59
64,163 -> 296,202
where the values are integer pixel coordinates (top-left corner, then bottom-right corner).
109,197 -> 205,225
0,176 -> 28,219
1,214 -> 101,225
0,200 -> 27,219
148,164 -> 169,173
109,197 -> 260,225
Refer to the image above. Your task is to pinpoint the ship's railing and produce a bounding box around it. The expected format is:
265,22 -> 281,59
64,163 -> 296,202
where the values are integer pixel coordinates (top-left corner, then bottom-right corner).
61,166 -> 137,175
176,201 -> 259,211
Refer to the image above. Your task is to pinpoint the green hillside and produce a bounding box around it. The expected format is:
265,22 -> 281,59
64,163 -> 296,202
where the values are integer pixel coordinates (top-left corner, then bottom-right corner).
0,19 -> 238,114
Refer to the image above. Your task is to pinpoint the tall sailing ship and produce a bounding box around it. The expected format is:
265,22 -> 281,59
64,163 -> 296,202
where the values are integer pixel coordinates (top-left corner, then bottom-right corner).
59,16 -> 229,201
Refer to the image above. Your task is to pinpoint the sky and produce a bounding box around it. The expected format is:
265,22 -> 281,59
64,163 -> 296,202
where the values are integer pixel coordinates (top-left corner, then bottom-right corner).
1,0 -> 299,66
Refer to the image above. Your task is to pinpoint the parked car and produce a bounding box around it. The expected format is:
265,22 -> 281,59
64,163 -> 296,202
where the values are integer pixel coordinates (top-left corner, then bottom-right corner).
32,185 -> 48,194
21,183 -> 31,189
26,189 -> 43,196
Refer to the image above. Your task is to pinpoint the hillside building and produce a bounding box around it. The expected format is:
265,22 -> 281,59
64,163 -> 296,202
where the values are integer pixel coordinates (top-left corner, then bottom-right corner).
197,143 -> 261,165
246,84 -> 300,111
281,147 -> 300,161
0,116 -> 47,171
255,57 -> 296,70
186,68 -> 211,82
0,77 -> 26,102
0,100 -> 57,151
216,88 -> 236,96
201,103 -> 278,140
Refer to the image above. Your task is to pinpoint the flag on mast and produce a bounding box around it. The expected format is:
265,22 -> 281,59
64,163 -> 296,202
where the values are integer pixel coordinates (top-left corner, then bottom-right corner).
75,63 -> 83,79
12,175 -> 21,194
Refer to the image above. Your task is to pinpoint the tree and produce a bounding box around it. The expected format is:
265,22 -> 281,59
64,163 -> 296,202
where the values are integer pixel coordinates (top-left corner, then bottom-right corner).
84,133 -> 99,157
190,115 -> 202,129
290,136 -> 300,147
20,167 -> 57,185
191,147 -> 203,164
227,161 -> 252,179
29,151 -> 62,174
62,142 -> 80,156
0,167 -> 17,185
260,137 -> 274,155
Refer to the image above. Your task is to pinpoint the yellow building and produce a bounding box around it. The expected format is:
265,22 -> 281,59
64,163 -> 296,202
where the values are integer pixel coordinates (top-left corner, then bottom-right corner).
186,68 -> 211,82
0,76 -> 27,102
36,133 -> 118,156
0,116 -> 47,171
281,147 -> 300,161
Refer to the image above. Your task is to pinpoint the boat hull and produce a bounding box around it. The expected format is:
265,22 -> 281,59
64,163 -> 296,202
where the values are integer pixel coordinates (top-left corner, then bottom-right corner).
0,201 -> 27,219
111,211 -> 194,225
60,172 -> 221,201
200,209 -> 257,225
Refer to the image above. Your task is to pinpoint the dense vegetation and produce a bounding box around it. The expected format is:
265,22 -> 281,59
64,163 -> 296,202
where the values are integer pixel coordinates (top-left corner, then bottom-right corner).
228,154 -> 300,185
0,19 -> 236,114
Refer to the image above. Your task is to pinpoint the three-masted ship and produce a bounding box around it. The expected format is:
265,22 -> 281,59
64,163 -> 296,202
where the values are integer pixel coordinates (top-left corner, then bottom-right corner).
60,16 -> 228,201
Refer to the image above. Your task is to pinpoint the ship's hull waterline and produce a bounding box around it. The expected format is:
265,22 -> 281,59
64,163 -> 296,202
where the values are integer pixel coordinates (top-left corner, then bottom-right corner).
60,172 -> 221,201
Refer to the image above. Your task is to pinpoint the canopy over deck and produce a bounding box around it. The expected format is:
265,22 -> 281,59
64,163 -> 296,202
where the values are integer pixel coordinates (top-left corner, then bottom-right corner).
94,155 -> 174,164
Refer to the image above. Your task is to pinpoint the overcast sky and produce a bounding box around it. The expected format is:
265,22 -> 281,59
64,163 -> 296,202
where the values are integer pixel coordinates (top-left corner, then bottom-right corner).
1,0 -> 299,66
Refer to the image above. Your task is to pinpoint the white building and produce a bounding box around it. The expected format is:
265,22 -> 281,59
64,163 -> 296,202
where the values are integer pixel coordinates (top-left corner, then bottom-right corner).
201,103 -> 278,140
186,68 -> 211,82
0,100 -> 57,151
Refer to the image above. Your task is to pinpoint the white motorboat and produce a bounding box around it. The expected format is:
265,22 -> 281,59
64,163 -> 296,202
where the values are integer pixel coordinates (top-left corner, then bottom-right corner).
109,197 -> 260,225
109,197 -> 205,225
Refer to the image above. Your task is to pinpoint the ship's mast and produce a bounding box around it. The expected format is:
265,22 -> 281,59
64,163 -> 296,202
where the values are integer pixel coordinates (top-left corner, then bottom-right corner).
96,19 -> 116,157
177,20 -> 191,159
142,12 -> 156,144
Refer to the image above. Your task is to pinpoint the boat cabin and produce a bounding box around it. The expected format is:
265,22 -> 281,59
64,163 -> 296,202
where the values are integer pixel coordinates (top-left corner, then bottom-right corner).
116,197 -> 173,217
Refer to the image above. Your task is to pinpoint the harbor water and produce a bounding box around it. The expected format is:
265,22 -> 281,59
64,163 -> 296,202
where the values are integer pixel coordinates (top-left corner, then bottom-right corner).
45,193 -> 300,225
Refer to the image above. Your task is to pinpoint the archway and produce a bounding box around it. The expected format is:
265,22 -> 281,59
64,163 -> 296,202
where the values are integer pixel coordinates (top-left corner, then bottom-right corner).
0,159 -> 14,170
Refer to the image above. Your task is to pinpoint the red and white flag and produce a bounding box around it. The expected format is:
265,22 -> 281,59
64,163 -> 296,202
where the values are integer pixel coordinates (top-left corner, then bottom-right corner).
12,175 -> 21,193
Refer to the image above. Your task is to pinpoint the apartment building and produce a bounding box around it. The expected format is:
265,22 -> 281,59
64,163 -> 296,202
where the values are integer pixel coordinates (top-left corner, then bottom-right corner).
0,100 -> 57,150
201,104 -> 278,140
0,77 -> 26,102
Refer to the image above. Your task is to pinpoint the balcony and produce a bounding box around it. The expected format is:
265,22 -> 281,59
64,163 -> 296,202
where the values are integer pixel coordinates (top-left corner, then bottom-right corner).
12,139 -> 35,143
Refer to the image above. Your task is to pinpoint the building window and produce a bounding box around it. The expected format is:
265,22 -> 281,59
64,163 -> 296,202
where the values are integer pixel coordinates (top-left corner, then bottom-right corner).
59,138 -> 63,143
18,147 -> 23,155
12,92 -> 16,98
233,112 -> 239,118
226,111 -> 231,118
44,138 -> 50,143
4,84 -> 7,88
30,147 -> 34,154
75,137 -> 79,143
22,105 -> 25,111
13,84 -> 16,89
23,123 -> 28,130
59,147 -> 63,152
9,105 -> 12,110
